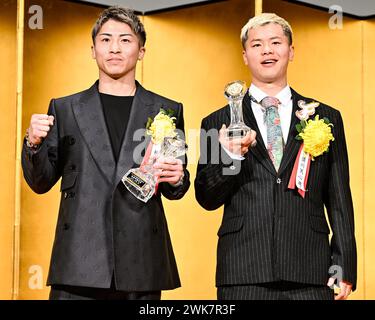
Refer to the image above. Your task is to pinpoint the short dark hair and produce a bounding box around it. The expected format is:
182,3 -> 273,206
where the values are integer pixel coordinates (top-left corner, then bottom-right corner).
91,6 -> 146,47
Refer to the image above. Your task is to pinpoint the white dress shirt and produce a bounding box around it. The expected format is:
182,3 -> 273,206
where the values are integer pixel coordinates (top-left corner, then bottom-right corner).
223,84 -> 293,160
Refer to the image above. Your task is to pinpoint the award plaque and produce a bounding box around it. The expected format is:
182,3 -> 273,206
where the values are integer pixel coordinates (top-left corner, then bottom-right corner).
122,137 -> 187,203
224,80 -> 251,139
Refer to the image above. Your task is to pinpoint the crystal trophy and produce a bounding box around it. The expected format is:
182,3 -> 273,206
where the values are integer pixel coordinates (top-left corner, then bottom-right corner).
224,80 -> 251,139
122,137 -> 187,203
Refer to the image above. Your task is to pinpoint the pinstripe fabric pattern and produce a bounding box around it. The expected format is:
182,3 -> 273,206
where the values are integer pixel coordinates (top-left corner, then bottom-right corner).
195,89 -> 357,292
217,283 -> 334,300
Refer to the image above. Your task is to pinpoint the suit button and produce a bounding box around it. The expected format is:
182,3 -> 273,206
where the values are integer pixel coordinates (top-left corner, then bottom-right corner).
276,178 -> 282,184
69,137 -> 76,145
63,223 -> 70,230
153,227 -> 158,234
69,164 -> 76,171
64,192 -> 75,199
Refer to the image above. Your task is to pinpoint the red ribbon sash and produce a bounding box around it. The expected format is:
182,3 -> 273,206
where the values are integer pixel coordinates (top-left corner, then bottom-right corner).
288,143 -> 311,198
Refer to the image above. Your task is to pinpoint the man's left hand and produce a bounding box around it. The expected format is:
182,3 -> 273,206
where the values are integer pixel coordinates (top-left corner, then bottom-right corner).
327,278 -> 353,300
153,157 -> 184,185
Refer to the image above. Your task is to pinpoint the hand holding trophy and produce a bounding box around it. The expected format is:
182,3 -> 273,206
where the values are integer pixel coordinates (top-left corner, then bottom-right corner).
122,109 -> 187,203
224,80 -> 251,139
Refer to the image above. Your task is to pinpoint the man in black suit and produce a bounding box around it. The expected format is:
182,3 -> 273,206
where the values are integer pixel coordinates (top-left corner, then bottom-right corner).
195,13 -> 356,300
22,6 -> 189,300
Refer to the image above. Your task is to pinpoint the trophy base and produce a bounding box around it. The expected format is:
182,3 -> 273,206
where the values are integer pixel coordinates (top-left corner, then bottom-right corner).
226,125 -> 251,139
122,168 -> 156,203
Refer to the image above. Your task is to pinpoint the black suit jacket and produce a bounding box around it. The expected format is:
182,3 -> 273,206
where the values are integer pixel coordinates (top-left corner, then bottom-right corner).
195,89 -> 357,289
22,81 -> 190,291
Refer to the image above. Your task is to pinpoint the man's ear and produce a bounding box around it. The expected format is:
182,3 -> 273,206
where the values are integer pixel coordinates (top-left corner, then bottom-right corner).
138,46 -> 146,61
242,50 -> 249,66
91,45 -> 96,60
289,45 -> 295,62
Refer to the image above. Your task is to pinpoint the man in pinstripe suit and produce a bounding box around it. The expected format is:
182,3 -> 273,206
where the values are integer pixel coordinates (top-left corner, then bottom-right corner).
195,13 -> 356,300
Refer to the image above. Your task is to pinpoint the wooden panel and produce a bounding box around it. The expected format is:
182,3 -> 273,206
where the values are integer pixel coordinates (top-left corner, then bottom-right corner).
363,19 -> 375,299
0,0 -> 17,300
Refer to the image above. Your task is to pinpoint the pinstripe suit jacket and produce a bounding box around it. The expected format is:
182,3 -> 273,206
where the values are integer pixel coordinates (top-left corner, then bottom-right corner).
195,89 -> 357,289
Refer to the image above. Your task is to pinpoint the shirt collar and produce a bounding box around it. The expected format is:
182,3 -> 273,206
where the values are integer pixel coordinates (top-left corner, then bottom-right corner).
249,84 -> 292,106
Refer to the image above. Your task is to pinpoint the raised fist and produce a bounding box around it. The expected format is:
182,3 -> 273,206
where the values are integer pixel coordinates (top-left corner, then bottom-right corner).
27,114 -> 55,145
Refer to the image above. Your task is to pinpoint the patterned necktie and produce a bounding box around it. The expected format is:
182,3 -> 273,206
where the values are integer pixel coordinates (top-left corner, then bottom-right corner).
260,96 -> 284,171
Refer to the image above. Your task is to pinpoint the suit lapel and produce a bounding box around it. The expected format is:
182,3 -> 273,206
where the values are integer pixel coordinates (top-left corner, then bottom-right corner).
73,82 -> 116,184
115,83 -> 160,183
277,88 -> 303,176
242,93 -> 277,176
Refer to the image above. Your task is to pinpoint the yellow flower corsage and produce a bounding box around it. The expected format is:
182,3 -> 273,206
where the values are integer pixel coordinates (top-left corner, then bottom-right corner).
146,108 -> 177,144
296,115 -> 334,160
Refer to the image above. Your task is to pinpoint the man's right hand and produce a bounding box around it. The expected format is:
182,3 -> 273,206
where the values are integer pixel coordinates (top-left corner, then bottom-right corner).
27,114 -> 55,145
219,124 -> 257,157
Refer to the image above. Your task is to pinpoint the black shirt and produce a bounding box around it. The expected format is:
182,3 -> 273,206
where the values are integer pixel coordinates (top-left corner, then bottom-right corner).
100,93 -> 134,162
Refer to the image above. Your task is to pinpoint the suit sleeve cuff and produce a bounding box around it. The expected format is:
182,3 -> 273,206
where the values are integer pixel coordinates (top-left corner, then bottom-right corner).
221,145 -> 245,161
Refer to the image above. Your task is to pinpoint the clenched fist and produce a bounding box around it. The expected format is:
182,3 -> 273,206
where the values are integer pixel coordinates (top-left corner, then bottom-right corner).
27,114 -> 55,145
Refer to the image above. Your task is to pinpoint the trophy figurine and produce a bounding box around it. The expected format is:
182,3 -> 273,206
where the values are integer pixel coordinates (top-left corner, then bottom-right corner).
122,136 -> 187,203
224,80 -> 251,139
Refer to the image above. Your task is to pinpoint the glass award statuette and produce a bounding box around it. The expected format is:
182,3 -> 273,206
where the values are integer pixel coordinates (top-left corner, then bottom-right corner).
224,80 -> 251,139
122,137 -> 187,203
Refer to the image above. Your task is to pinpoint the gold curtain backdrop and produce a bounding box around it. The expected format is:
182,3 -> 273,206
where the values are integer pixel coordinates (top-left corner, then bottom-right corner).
0,0 -> 374,299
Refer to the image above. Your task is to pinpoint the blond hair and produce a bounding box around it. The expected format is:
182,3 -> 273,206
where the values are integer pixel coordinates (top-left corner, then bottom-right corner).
240,13 -> 293,48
